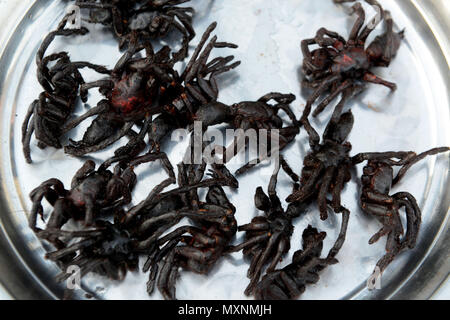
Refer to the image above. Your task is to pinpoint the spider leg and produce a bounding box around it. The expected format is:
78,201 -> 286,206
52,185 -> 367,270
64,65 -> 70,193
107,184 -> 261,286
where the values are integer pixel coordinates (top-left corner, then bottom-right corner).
352,151 -> 416,166
62,100 -> 110,134
318,166 -> 336,220
280,156 -> 299,182
45,238 -> 97,261
84,196 -> 96,226
286,162 -> 324,203
301,38 -> 321,72
238,222 -> 270,232
266,237 -> 288,273
301,74 -> 340,122
245,232 -> 282,296
315,27 -> 346,47
313,80 -> 353,117
80,80 -> 113,103
182,23 -> 218,80
357,0 -> 384,43
393,192 -> 421,249
22,104 -> 37,163
393,147 -> 450,185
227,233 -> 270,253
147,239 -> 179,295
363,72 -> 397,91
64,122 -> 134,157
29,178 -> 66,230
280,271 -> 304,299
327,206 -> 350,259
348,3 -> 365,41
130,151 -> 176,180
331,167 -> 347,211
258,92 -> 296,105
157,250 -> 177,300
247,248 -> 264,278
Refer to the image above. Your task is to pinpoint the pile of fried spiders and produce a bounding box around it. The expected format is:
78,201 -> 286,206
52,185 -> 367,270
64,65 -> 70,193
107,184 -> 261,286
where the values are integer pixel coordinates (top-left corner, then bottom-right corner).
21,0 -> 449,300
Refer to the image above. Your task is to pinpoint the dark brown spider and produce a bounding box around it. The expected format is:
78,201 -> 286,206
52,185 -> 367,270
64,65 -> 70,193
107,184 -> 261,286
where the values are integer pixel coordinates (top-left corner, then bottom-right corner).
192,92 -> 300,175
39,220 -> 139,284
142,184 -> 237,300
28,148 -> 175,247
228,163 -> 308,296
254,204 -> 349,300
62,22 -> 239,157
22,12 -> 110,163
124,146 -> 238,300
285,102 -> 354,221
76,0 -> 195,61
300,0 -> 403,128
352,147 -> 449,278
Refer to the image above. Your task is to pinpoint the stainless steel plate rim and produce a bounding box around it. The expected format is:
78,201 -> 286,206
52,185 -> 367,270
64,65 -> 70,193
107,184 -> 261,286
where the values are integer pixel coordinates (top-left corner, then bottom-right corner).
0,0 -> 448,300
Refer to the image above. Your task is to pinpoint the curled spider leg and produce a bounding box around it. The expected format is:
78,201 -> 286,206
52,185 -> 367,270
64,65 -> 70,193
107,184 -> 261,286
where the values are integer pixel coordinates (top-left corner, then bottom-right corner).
64,122 -> 134,157
348,3 -> 365,41
393,147 -> 450,185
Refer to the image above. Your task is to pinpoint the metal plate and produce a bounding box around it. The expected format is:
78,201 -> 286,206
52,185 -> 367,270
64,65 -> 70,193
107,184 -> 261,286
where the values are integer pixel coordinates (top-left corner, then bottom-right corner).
0,0 -> 448,300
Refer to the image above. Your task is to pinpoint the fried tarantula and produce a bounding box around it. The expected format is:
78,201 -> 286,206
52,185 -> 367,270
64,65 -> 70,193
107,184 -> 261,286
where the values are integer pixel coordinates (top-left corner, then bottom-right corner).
76,0 -> 194,61
352,147 -> 449,278
286,105 -> 354,221
254,204 -> 349,300
22,12 -> 110,163
29,149 -> 174,245
301,0 -> 403,124
228,163 -> 307,296
193,92 -> 300,174
126,148 -> 238,300
39,220 -> 139,284
143,184 -> 237,300
62,22 -> 239,157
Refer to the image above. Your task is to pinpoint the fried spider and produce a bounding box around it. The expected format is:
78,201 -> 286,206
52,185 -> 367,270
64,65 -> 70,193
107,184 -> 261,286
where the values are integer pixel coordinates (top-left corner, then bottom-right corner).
28,149 -> 174,245
76,0 -> 194,61
193,92 -> 300,174
254,204 -> 349,300
39,220 -> 139,284
286,106 -> 354,221
142,184 -> 237,300
300,0 -> 403,125
62,22 -> 239,157
22,12 -> 110,163
352,147 -> 449,278
126,149 -> 238,299
228,163 -> 307,296
29,160 -> 135,236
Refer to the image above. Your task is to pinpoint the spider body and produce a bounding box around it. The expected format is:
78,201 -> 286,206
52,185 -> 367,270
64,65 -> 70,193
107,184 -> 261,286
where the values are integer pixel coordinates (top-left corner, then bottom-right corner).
22,14 -> 110,163
63,23 -> 239,157
228,164 -> 307,296
193,93 -> 299,173
76,0 -> 195,60
131,154 -> 238,299
352,147 -> 450,276
29,160 -> 137,238
286,110 -> 354,221
40,220 -> 139,283
253,204 -> 350,300
300,1 -> 404,121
